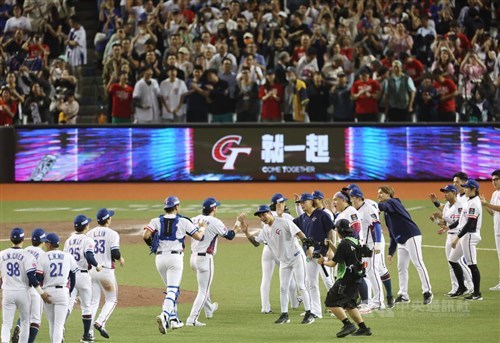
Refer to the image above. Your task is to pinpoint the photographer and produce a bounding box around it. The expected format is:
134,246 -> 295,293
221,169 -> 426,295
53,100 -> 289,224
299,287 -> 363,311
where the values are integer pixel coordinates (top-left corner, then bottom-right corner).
318,219 -> 372,337
56,92 -> 79,124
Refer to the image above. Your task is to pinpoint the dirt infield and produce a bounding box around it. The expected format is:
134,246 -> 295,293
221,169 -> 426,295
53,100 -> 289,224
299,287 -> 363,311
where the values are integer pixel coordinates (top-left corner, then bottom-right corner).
1,181 -> 492,201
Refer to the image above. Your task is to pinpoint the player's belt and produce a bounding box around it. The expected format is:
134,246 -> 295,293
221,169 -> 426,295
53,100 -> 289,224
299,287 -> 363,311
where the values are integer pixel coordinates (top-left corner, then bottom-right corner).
156,251 -> 183,255
197,252 -> 213,256
81,270 -> 88,273
447,232 -> 457,235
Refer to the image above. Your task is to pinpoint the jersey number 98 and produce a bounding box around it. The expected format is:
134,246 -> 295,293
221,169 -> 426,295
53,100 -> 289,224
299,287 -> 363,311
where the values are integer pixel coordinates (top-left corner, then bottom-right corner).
6,262 -> 20,276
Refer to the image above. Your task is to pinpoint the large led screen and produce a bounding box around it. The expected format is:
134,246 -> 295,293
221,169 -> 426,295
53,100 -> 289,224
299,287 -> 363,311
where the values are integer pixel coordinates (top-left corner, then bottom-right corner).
15,125 -> 499,181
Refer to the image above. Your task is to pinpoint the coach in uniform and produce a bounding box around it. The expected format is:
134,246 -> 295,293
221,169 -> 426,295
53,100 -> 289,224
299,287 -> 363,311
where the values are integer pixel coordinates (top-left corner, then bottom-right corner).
377,186 -> 433,305
318,219 -> 372,337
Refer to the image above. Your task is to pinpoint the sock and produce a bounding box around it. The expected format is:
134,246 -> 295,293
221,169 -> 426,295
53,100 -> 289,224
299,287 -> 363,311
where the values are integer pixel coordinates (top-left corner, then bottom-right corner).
468,264 -> 481,295
28,324 -> 39,343
342,318 -> 351,326
381,273 -> 393,297
358,321 -> 367,329
83,315 -> 92,336
449,261 -> 465,289
359,279 -> 368,302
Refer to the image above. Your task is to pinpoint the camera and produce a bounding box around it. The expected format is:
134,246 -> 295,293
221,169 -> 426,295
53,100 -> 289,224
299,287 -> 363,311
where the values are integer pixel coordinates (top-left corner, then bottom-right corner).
359,245 -> 373,258
312,252 -> 321,259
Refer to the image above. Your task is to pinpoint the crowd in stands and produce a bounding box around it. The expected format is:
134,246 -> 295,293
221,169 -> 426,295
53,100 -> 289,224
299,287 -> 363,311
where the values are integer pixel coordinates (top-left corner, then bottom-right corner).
0,0 -> 83,126
0,0 -> 498,125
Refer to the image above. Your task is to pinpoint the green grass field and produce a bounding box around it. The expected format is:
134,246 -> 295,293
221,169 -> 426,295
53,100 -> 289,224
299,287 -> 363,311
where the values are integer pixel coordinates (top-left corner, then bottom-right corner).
1,199 -> 499,342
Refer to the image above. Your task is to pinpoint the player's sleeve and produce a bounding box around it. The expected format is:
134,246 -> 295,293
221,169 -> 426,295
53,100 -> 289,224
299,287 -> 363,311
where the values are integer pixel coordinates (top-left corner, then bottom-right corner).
322,212 -> 334,235
184,218 -> 200,237
295,203 -> 304,217
214,219 -> 235,240
458,204 -> 480,238
36,255 -> 46,285
377,200 -> 394,213
370,209 -> 383,248
288,220 -> 301,237
110,231 -> 120,251
84,238 -> 98,267
388,236 -> 397,256
254,229 -> 266,245
144,218 -> 158,233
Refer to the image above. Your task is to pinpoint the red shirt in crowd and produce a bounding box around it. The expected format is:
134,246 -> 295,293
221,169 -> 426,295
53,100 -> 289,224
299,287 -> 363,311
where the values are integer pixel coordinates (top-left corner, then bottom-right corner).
259,83 -> 283,121
404,58 -> 424,85
433,78 -> 457,113
350,78 -> 381,114
0,99 -> 17,126
108,83 -> 133,119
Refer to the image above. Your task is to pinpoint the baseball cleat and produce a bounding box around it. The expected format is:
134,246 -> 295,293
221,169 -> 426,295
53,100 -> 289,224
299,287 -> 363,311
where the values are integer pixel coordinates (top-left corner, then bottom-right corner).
301,311 -> 315,324
370,303 -> 386,311
261,310 -> 273,314
489,283 -> 500,291
274,313 -> 290,324
156,315 -> 168,335
450,287 -> 467,298
206,302 -> 218,319
395,295 -> 410,304
336,323 -> 356,338
464,293 -> 483,301
358,303 -> 372,314
93,323 -> 110,339
11,325 -> 20,343
386,295 -> 395,308
186,320 -> 206,327
352,327 -> 372,336
423,292 -> 433,305
80,334 -> 95,343
445,290 -> 456,297
170,318 -> 184,329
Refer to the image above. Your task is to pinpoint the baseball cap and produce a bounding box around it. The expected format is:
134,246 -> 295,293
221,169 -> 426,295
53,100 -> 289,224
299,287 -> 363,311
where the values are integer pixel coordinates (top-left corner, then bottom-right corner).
312,190 -> 324,200
97,208 -> 115,222
278,11 -> 288,18
10,227 -> 25,241
296,193 -> 315,203
286,66 -> 296,74
31,228 -> 48,243
461,179 -> 480,190
278,51 -> 289,61
243,32 -> 253,40
360,66 -> 371,75
440,185 -> 458,193
202,197 -> 221,210
342,183 -> 360,192
335,219 -> 353,234
164,196 -> 180,209
46,233 -> 60,246
74,214 -> 92,229
254,205 -> 271,216
178,47 -> 190,55
271,193 -> 288,204
350,189 -> 364,198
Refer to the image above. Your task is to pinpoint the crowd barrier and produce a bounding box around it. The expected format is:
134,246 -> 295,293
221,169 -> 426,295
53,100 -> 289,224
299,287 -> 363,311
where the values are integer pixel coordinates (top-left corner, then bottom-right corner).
1,124 -> 498,183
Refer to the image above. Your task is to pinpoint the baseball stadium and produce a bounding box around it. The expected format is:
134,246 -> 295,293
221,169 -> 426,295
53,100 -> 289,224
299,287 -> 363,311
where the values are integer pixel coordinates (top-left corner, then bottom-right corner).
0,1 -> 500,343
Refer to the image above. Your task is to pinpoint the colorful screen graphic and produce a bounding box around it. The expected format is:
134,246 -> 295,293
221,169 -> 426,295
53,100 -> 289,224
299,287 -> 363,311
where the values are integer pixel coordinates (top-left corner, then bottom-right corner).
15,125 -> 499,181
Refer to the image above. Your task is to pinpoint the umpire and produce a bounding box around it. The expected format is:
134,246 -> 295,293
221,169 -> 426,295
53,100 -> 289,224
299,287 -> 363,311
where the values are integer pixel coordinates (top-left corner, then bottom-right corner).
318,219 -> 372,338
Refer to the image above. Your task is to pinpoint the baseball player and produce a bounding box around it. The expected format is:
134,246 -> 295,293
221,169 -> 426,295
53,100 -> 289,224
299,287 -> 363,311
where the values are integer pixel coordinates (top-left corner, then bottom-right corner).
293,193 -> 335,319
239,206 -> 315,325
1,228 -> 49,343
431,185 -> 473,296
480,170 -> 500,291
260,193 -> 301,314
11,228 -> 48,343
319,219 -> 372,338
377,186 -> 433,305
294,190 -> 335,220
186,197 -> 236,326
350,189 -> 386,311
37,233 -> 79,343
87,208 -> 125,339
142,196 -> 204,335
64,214 -> 102,343
449,180 -> 483,300
343,184 -> 395,308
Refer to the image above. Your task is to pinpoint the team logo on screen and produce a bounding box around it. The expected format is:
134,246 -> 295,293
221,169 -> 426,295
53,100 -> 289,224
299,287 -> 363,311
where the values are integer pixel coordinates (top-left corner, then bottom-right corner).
212,135 -> 252,170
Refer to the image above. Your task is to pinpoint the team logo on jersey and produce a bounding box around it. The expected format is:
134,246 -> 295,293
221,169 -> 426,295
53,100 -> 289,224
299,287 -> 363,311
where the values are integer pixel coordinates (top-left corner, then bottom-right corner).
469,208 -> 475,215
212,135 -> 252,170
275,228 -> 282,235
351,214 -> 358,221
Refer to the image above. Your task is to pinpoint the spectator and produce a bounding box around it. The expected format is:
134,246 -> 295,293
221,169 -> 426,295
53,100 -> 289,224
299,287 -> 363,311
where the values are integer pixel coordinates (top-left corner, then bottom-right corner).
415,73 -> 439,122
460,51 -> 487,100
132,66 -> 160,123
0,0 -> 11,33
2,29 -> 26,60
383,60 -> 416,122
65,15 -> 87,77
235,67 -> 260,122
218,57 -> 237,112
330,72 -> 354,122
431,46 -> 456,80
468,88 -> 491,122
400,52 -> 425,87
205,69 -> 233,123
432,68 -> 458,122
259,69 -> 283,122
296,47 -> 319,82
2,71 -> 24,104
108,71 -> 133,124
387,23 -> 413,57
4,4 -> 31,37
351,66 -> 381,122
103,42 -> 130,90
160,53 -> 185,81
23,0 -> 49,33
285,67 -> 309,122
306,72 -> 330,122
159,66 -> 187,123
185,65 -> 209,123
210,42 -> 237,73
43,4 -> 63,60
23,82 -> 50,124
0,87 -> 16,125
274,51 -> 289,86
56,92 -> 79,124
177,47 -> 193,77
